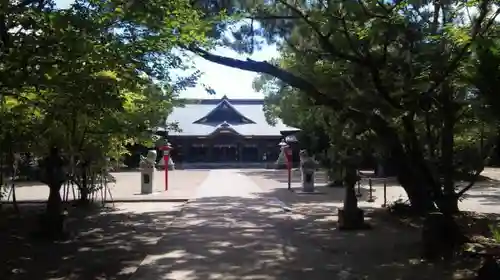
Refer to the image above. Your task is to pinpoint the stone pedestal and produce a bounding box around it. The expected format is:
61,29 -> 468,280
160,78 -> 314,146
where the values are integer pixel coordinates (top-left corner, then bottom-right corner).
301,169 -> 315,192
140,150 -> 157,194
299,150 -> 316,192
338,166 -> 370,230
141,168 -> 154,194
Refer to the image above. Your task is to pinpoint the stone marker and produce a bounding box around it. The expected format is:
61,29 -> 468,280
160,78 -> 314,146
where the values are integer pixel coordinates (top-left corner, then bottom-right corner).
139,150 -> 156,194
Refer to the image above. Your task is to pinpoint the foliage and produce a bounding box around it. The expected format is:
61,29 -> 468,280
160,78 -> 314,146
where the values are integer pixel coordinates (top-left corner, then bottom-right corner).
0,0 -> 211,162
0,0 -> 213,219
190,0 -> 500,214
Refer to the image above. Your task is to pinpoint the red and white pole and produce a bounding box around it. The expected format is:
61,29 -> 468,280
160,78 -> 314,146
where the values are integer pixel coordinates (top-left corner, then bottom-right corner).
284,146 -> 292,190
160,143 -> 172,191
163,151 -> 169,191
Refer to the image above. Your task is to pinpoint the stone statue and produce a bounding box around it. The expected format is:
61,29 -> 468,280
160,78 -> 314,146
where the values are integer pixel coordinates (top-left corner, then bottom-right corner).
139,150 -> 157,169
299,150 -> 316,192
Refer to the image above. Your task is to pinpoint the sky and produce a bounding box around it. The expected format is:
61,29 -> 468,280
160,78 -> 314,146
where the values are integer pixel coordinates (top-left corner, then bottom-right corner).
55,0 -> 278,99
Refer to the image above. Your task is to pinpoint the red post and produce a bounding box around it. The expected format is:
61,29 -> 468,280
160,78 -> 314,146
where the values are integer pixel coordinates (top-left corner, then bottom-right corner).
160,143 -> 172,192
163,152 -> 169,191
284,147 -> 292,190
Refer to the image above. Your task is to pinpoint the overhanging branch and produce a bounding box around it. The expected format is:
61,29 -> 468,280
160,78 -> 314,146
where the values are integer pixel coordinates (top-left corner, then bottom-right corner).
190,45 -> 405,146
188,46 -> 343,110
191,46 -> 410,181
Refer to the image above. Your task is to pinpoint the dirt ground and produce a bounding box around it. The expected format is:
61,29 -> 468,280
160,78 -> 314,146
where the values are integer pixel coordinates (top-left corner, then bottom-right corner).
0,171 -> 209,280
2,170 -> 210,202
242,169 -> 500,280
1,168 -> 499,280
0,202 -> 184,280
243,168 -> 500,214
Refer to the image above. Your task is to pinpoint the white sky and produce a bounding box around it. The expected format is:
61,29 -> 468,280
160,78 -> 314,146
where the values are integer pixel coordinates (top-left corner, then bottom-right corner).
55,0 -> 277,99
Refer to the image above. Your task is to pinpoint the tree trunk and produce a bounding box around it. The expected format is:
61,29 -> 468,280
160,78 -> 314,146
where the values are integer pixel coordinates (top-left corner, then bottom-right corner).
46,182 -> 63,217
39,147 -> 67,239
11,182 -> 19,214
344,167 -> 359,211
370,114 -> 437,214
438,83 -> 460,214
79,165 -> 89,204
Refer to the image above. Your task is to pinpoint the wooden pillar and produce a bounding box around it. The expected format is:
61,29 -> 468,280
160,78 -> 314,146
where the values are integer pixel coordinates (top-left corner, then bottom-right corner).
207,142 -> 213,162
240,140 -> 244,162
261,140 -> 268,162
187,140 -> 195,163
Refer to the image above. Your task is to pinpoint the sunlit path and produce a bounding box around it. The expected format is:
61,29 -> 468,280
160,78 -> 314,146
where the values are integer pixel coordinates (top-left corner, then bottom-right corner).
129,169 -> 297,280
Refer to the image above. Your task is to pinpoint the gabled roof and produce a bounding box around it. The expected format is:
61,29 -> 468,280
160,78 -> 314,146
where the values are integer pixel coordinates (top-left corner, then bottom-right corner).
166,97 -> 299,137
208,121 -> 242,136
192,95 -> 255,124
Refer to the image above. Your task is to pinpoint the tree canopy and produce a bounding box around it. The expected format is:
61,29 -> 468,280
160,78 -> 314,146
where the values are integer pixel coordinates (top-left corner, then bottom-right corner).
188,0 -> 500,214
0,0 -> 214,160
0,0 -> 216,224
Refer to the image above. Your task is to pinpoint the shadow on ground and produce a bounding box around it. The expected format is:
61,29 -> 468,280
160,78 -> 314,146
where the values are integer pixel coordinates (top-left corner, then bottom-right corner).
1,195 -> 480,280
243,169 -> 328,184
461,187 -> 500,206
130,196 -> 475,280
244,169 -> 500,211
0,202 -> 182,280
241,170 -> 393,211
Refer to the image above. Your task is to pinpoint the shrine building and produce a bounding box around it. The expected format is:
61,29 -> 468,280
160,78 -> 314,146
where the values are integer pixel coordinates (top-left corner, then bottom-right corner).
163,95 -> 299,167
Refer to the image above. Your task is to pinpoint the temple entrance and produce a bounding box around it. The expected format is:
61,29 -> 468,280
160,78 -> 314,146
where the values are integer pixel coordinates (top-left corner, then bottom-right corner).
189,145 -> 209,162
213,144 -> 238,162
241,145 -> 258,162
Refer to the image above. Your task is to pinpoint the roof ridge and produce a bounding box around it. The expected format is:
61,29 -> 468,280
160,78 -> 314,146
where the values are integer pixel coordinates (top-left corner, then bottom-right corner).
192,98 -> 256,124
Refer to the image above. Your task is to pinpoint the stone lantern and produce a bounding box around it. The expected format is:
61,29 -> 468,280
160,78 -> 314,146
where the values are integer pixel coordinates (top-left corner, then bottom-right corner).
299,150 -> 316,192
274,139 -> 288,169
156,138 -> 175,170
338,154 -> 369,230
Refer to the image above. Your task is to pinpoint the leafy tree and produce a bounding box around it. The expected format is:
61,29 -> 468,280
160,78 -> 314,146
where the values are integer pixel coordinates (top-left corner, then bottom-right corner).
189,0 -> 500,215
0,0 -> 211,236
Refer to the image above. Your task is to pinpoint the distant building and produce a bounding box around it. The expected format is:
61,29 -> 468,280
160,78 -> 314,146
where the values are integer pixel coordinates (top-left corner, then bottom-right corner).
163,95 -> 299,165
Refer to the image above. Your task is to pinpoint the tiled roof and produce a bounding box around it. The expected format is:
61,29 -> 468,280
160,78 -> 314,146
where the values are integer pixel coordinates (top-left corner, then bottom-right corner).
193,98 -> 256,124
166,97 -> 298,136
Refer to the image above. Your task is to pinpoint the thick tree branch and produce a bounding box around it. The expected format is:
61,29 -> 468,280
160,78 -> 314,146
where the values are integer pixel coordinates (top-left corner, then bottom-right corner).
456,135 -> 498,197
365,50 -> 403,110
189,46 -> 401,142
189,46 -> 342,108
456,169 -> 483,198
339,15 -> 362,58
245,15 -> 299,20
